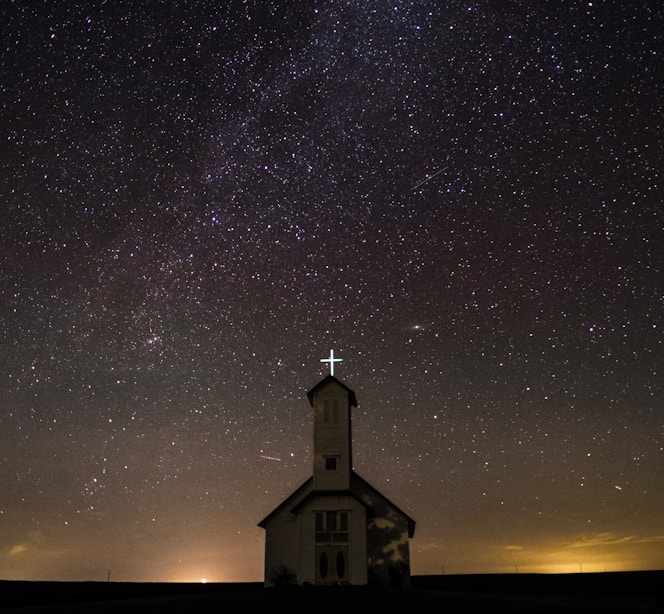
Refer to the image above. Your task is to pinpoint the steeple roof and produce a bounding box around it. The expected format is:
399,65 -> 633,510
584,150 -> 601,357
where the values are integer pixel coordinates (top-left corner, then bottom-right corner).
306,374 -> 358,407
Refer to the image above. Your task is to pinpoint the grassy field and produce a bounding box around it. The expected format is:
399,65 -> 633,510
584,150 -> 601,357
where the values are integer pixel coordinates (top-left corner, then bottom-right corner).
1,571 -> 662,613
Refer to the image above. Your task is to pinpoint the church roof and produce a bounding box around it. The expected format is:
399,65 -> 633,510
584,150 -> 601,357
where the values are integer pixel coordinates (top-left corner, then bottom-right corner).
351,472 -> 416,538
257,477 -> 313,528
257,471 -> 416,538
306,375 -> 358,407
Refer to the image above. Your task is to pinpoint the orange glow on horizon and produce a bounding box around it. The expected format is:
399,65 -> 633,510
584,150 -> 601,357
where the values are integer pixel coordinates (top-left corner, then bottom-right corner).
413,531 -> 664,577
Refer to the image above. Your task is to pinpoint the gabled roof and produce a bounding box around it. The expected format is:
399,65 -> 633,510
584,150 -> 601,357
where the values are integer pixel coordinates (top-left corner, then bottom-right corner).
257,471 -> 416,538
257,477 -> 313,528
306,375 -> 358,407
351,472 -> 416,538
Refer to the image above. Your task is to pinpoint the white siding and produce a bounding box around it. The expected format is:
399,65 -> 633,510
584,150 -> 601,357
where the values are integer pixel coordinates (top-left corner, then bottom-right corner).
262,510 -> 300,587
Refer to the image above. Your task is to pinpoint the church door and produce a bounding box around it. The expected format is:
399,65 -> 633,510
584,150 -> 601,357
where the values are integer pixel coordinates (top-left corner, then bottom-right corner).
315,545 -> 349,584
314,511 -> 350,584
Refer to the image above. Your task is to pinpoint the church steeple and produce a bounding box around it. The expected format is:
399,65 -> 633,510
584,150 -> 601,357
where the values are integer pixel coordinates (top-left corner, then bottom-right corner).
307,353 -> 357,491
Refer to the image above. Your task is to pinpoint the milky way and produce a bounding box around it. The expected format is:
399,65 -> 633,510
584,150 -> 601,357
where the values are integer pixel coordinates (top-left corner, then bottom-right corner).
1,1 -> 662,581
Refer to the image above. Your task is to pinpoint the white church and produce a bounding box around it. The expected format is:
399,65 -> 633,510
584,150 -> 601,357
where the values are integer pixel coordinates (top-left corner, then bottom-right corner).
258,352 -> 416,587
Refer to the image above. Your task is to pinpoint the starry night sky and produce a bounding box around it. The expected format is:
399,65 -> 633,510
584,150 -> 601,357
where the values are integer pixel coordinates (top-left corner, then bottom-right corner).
1,1 -> 662,582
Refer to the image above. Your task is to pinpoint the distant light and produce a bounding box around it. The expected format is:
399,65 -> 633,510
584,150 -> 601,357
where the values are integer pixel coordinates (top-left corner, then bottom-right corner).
200,578 -> 207,584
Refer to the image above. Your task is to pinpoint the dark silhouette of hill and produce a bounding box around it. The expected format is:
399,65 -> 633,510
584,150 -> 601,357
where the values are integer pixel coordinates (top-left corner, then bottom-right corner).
1,571 -> 662,612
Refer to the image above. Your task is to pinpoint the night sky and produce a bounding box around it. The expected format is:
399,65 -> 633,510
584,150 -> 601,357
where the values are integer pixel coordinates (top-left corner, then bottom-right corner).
1,1 -> 662,583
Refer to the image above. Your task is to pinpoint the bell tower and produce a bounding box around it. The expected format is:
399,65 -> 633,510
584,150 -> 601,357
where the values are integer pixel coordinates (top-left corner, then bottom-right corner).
307,351 -> 357,491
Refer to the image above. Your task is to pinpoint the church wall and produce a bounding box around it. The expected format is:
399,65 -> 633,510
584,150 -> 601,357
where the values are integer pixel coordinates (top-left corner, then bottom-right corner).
262,510 -> 301,587
354,482 -> 413,587
366,510 -> 412,587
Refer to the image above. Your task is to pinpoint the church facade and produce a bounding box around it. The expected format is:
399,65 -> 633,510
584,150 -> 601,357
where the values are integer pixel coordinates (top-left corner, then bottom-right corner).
258,372 -> 416,587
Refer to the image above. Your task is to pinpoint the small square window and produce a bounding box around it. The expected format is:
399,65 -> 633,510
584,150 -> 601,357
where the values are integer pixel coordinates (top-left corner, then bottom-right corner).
325,456 -> 338,471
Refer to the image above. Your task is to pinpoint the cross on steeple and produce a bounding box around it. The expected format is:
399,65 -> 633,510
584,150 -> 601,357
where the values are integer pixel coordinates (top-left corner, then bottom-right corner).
320,349 -> 343,376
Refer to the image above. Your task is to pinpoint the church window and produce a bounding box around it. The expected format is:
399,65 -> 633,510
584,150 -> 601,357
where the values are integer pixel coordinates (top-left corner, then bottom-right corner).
327,510 -> 337,531
319,552 -> 328,579
325,456 -> 338,471
322,399 -> 341,424
315,511 -> 349,543
336,551 -> 345,578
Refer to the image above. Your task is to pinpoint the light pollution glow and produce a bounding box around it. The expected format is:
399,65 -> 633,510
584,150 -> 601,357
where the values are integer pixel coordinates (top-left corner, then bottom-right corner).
4,529 -> 663,583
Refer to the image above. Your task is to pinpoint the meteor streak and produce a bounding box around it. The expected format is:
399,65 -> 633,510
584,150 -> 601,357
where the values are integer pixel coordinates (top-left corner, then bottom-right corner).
411,167 -> 446,191
259,454 -> 282,462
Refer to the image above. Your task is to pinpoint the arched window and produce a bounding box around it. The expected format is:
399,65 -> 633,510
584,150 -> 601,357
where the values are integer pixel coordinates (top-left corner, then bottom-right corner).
336,551 -> 345,578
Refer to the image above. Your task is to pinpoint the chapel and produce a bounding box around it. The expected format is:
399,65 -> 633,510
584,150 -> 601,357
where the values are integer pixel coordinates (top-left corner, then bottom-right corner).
258,352 -> 416,587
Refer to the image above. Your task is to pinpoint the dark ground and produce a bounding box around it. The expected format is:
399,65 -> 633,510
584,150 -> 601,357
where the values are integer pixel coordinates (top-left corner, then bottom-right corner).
1,571 -> 662,613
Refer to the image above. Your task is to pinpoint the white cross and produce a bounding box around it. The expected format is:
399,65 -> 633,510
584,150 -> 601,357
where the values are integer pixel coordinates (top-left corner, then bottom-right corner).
320,349 -> 343,376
